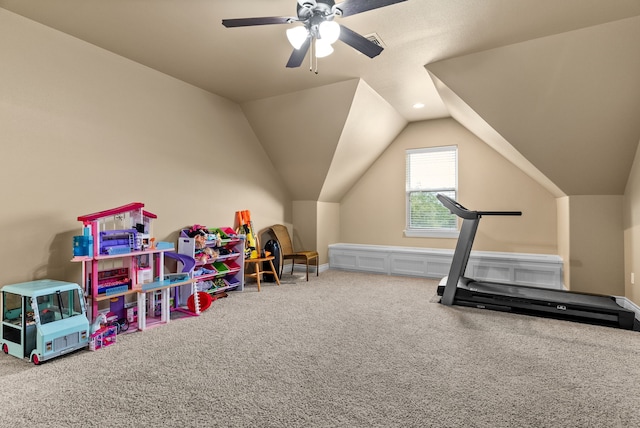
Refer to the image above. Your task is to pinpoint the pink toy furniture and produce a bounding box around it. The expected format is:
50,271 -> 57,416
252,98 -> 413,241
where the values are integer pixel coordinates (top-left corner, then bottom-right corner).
72,203 -> 194,331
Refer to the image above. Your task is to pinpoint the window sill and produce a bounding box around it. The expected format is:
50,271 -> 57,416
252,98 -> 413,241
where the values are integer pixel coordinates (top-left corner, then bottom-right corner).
404,229 -> 459,239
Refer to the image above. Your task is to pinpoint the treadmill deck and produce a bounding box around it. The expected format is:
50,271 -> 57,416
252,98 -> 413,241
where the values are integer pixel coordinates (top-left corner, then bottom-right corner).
437,279 -> 636,330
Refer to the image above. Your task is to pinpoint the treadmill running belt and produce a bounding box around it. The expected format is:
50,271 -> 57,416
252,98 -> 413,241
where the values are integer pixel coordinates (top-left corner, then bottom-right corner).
438,280 -> 635,330
468,281 -> 624,310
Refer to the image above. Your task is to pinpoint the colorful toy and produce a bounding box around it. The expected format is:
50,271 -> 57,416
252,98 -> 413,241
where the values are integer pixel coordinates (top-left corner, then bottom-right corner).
187,226 -> 221,263
175,226 -> 244,313
74,203 -> 160,325
235,211 -> 258,259
1,279 -> 90,365
88,312 -> 117,351
187,291 -> 213,313
99,229 -> 139,254
90,312 -> 108,335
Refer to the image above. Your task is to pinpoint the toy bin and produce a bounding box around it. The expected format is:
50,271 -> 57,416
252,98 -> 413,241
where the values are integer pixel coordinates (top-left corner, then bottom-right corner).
225,261 -> 241,274
223,276 -> 240,288
212,261 -> 230,275
210,227 -> 234,239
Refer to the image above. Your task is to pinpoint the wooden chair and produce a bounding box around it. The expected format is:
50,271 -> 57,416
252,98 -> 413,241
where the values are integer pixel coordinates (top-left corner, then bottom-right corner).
244,234 -> 280,292
268,224 -> 319,281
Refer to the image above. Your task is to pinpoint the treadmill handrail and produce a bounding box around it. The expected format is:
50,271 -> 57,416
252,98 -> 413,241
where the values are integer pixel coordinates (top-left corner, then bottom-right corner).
436,194 -> 522,219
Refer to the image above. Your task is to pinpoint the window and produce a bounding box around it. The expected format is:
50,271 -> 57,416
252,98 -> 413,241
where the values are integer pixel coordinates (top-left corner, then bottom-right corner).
405,146 -> 458,237
36,289 -> 84,325
2,292 -> 22,326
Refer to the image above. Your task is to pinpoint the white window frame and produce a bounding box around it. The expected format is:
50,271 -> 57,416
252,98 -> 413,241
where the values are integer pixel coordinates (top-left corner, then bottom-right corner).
404,146 -> 459,238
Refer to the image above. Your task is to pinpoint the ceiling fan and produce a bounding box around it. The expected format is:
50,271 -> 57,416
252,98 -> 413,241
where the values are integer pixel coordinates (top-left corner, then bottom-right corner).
222,0 -> 408,69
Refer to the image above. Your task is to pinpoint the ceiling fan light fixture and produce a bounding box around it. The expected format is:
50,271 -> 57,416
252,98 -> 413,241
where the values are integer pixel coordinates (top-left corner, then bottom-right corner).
315,38 -> 334,58
319,20 -> 340,44
286,26 -> 309,49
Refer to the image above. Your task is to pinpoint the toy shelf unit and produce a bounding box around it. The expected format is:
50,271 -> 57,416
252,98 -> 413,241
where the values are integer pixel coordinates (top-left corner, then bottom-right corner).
177,226 -> 245,298
72,202 -> 194,332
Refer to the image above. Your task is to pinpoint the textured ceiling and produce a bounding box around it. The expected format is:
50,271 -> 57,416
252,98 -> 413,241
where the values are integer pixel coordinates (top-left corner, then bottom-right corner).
2,0 -> 640,197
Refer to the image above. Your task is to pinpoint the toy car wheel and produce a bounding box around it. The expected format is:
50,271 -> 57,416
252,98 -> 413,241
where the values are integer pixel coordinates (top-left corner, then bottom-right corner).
32,354 -> 40,365
2,343 -> 7,354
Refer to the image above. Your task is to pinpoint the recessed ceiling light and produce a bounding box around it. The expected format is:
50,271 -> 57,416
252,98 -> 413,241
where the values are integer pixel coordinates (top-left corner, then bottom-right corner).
413,103 -> 425,109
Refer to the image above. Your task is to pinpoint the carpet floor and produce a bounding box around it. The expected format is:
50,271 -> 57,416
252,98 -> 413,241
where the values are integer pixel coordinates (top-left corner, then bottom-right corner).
1,270 -> 639,427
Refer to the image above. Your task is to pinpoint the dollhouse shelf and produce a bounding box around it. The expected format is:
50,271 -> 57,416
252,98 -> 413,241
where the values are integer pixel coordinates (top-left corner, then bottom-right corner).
87,278 -> 196,302
71,246 -> 175,262
138,278 -> 196,292
72,247 -> 179,302
73,202 -> 185,332
92,289 -> 136,302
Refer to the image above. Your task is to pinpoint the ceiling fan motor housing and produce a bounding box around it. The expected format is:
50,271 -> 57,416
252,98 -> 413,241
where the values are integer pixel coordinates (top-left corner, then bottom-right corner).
297,0 -> 336,20
298,0 -> 337,38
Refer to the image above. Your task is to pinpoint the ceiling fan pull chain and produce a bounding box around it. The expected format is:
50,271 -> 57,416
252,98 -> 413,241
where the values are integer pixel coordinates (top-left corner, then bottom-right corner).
308,37 -> 319,74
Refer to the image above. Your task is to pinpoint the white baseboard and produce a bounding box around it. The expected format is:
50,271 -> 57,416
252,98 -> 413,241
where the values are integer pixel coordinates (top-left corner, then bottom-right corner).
328,243 -> 564,290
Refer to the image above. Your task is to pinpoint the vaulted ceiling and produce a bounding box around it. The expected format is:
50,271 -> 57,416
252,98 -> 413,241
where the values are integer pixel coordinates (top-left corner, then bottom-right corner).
2,0 -> 640,200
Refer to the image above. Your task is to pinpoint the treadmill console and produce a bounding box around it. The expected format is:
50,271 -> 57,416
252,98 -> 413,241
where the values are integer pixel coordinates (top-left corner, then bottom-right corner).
436,194 -> 522,219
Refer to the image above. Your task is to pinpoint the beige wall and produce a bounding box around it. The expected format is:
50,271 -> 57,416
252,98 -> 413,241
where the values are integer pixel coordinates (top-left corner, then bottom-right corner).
292,201 -> 318,254
0,10 -> 289,286
340,119 -> 558,254
284,201 -> 339,265
624,139 -> 640,304
568,196 -> 624,295
556,197 -> 571,288
317,202 -> 340,264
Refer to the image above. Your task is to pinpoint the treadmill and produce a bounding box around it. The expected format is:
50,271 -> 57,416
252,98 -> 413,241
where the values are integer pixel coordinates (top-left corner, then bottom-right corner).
436,193 -> 636,330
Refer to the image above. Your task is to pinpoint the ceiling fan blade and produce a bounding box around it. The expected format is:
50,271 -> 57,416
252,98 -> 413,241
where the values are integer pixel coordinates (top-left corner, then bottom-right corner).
335,0 -> 407,17
222,17 -> 293,28
286,38 -> 311,68
338,25 -> 383,58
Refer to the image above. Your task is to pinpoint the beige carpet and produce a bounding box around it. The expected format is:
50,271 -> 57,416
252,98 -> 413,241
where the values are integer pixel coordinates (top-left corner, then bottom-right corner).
1,270 -> 639,427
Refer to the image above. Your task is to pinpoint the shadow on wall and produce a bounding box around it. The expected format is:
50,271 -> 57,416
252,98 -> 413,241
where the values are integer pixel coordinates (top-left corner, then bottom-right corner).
45,229 -> 82,283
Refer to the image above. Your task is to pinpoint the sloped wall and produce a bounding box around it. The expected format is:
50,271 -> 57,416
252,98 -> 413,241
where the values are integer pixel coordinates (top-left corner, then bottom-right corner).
426,17 -> 640,196
0,9 -> 289,286
340,118 -> 558,255
568,195 -> 624,295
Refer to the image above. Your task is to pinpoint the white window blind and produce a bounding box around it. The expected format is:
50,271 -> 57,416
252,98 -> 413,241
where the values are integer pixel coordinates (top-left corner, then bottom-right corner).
405,146 -> 458,236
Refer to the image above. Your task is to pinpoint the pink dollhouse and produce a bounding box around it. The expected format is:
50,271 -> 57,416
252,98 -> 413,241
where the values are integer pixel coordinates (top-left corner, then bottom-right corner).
73,202 -> 194,331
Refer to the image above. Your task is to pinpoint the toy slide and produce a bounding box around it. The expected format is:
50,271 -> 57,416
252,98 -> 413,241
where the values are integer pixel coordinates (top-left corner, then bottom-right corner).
235,210 -> 258,259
